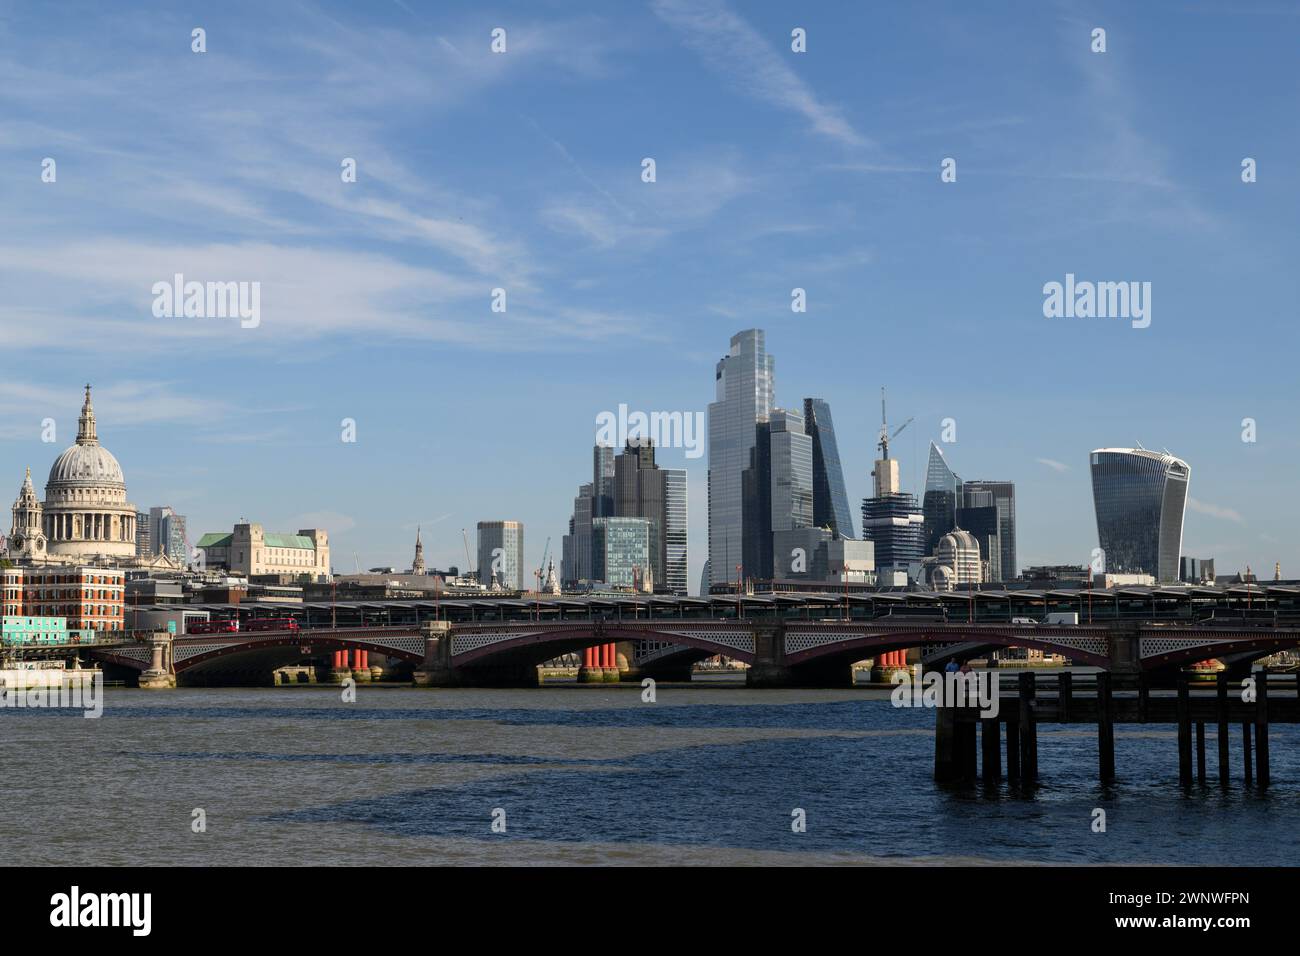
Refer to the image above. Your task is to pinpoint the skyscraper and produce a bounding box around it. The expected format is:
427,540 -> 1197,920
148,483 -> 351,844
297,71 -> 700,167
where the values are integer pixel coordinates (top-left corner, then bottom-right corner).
922,442 -> 961,554
612,439 -> 678,593
477,520 -> 524,590
742,408 -> 813,582
962,480 -> 1017,581
563,440 -> 688,593
1090,448 -> 1190,582
803,398 -> 855,537
707,329 -> 774,589
662,468 -> 688,595
149,506 -> 188,566
861,391 -> 923,583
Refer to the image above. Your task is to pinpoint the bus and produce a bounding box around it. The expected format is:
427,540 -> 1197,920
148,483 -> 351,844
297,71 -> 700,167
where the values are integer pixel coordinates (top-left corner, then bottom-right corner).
242,617 -> 301,632
187,619 -> 240,634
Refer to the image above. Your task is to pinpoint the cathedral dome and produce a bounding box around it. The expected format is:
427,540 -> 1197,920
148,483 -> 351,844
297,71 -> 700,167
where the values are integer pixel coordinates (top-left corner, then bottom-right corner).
48,443 -> 125,489
45,386 -> 126,490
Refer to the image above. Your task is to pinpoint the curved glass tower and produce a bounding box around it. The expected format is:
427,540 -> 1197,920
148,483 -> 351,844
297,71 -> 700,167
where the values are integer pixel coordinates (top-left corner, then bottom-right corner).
803,398 -> 855,538
1089,448 -> 1190,582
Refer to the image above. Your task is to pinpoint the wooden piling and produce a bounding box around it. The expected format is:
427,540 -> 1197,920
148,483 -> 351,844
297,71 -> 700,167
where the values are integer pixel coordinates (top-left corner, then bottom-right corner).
1195,721 -> 1206,784
1006,712 -> 1021,782
1216,673 -> 1229,786
1097,671 -> 1115,784
1138,672 -> 1149,721
933,705 -> 957,782
1058,672 -> 1072,723
1176,675 -> 1192,787
1018,672 -> 1037,782
982,717 -> 1001,781
1255,670 -> 1270,789
1242,723 -> 1253,785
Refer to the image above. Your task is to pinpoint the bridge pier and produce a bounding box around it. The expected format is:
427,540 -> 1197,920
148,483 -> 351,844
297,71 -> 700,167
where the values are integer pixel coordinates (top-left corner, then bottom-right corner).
137,632 -> 175,689
411,622 -> 452,686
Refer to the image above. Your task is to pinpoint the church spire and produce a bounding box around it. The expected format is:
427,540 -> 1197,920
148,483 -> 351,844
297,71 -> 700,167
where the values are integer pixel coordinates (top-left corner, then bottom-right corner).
412,525 -> 426,574
77,384 -> 97,444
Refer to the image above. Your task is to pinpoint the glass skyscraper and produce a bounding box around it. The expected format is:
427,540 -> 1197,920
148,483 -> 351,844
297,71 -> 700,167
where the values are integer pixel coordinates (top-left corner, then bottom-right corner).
967,478 -> 1013,582
1090,448 -> 1190,582
707,329 -> 774,589
662,469 -> 688,595
592,516 -> 652,589
803,398 -> 855,538
742,408 -> 813,582
922,442 -> 961,555
477,520 -> 524,590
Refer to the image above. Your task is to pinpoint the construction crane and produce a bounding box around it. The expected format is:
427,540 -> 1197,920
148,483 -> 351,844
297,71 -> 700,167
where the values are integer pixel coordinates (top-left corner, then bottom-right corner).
534,536 -> 551,593
877,386 -> 913,460
461,529 -> 473,579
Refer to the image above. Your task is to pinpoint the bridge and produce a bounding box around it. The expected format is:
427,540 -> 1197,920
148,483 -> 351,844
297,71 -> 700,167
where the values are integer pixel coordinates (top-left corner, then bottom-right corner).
51,617 -> 1300,688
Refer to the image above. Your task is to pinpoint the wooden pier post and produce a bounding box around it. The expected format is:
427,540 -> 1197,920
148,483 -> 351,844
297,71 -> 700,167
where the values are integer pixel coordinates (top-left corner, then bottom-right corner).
982,717 -> 1001,781
962,710 -> 978,781
1018,672 -> 1037,783
1216,673 -> 1229,786
1176,674 -> 1192,787
1058,672 -> 1072,723
1006,712 -> 1021,782
933,704 -> 958,782
1255,670 -> 1270,789
1097,671 -> 1115,784
1138,671 -> 1150,722
1195,721 -> 1206,784
1242,723 -> 1253,785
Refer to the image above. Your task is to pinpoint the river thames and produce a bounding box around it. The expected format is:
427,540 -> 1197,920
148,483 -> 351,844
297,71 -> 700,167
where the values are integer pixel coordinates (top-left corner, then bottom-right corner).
5,681 -> 1299,865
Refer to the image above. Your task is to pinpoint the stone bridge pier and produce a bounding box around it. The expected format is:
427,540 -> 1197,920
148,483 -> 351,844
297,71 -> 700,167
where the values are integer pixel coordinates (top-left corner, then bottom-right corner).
138,631 -> 176,689
412,621 -> 541,687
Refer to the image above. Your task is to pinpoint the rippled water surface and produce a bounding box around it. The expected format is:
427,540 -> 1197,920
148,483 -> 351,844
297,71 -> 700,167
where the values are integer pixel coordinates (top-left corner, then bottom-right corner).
4,682 -> 1298,865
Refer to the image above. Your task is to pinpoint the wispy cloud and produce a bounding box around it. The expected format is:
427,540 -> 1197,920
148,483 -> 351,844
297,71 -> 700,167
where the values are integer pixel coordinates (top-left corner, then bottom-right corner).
1036,458 -> 1070,473
650,0 -> 868,147
1187,497 -> 1245,523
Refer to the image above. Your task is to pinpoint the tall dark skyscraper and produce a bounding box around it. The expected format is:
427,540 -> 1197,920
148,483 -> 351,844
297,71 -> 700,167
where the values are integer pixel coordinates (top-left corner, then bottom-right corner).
803,398 -> 855,538
962,480 -> 1017,581
1090,447 -> 1189,582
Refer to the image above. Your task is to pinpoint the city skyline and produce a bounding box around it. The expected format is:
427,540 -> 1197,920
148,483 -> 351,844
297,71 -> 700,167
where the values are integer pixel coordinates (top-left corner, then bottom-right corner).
0,2 -> 1295,588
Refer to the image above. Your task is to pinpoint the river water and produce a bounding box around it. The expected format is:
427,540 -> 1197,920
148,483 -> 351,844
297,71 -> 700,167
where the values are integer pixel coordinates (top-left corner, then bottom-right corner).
4,680 -> 1298,865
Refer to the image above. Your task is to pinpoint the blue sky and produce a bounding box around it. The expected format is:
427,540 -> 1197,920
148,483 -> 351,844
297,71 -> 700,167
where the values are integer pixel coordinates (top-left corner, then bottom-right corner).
1,0 -> 1297,588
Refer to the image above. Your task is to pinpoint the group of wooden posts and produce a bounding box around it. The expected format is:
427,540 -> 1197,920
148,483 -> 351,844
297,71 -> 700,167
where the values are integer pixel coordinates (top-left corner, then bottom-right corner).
934,669 -> 1290,787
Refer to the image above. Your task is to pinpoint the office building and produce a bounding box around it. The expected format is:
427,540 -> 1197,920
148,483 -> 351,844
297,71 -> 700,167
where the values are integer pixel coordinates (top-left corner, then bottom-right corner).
135,511 -> 152,558
1090,448 -> 1190,583
196,523 -> 331,582
962,480 -> 1016,581
592,516 -> 653,590
476,520 -> 524,590
773,526 -> 874,585
922,442 -> 961,555
0,565 -> 125,634
743,408 -> 814,582
147,506 -> 188,565
707,329 -> 774,589
803,398 -> 855,537
563,440 -> 688,594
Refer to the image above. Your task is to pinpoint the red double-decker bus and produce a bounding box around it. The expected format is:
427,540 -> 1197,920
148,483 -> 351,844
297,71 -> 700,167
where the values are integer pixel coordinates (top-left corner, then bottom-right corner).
242,617 -> 300,632
187,619 -> 240,634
